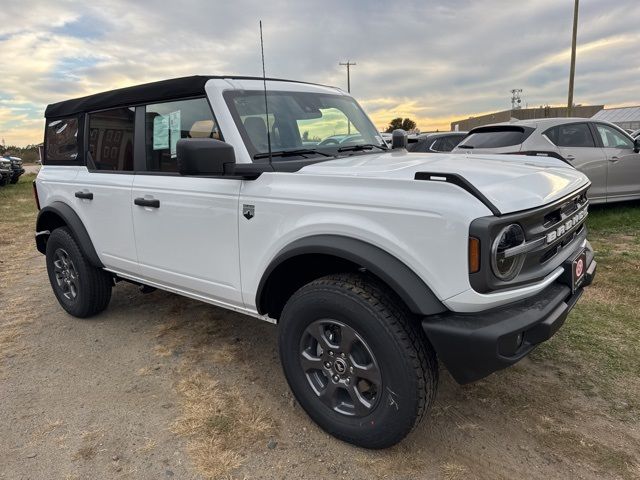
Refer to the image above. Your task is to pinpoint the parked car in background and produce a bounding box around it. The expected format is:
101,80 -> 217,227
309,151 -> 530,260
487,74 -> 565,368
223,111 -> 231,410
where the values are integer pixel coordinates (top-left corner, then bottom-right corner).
408,131 -> 467,153
0,157 -> 12,186
631,129 -> 640,139
452,118 -> 640,204
379,132 -> 392,147
3,154 -> 25,184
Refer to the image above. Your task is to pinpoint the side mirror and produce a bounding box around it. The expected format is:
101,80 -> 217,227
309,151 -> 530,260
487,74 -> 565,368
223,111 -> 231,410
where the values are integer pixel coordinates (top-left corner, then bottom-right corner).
634,138 -> 639,153
391,129 -> 408,149
176,138 -> 236,175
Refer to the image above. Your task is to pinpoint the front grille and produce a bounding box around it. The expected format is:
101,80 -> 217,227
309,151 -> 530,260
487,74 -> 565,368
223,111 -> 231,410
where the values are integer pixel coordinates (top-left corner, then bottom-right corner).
469,185 -> 590,293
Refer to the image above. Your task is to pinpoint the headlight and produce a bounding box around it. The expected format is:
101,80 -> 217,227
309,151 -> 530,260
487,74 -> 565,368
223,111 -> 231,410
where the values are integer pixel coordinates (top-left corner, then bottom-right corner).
491,223 -> 526,280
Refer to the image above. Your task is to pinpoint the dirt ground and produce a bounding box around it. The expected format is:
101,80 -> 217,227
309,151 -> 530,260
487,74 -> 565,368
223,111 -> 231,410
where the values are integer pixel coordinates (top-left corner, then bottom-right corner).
1,177 -> 639,480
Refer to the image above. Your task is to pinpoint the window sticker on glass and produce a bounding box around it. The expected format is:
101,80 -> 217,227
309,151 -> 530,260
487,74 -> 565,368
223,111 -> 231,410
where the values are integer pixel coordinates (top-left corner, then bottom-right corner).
153,115 -> 169,150
169,110 -> 181,157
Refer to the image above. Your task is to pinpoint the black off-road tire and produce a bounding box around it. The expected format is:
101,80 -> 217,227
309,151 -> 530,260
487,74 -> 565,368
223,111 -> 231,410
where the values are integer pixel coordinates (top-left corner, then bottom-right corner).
10,175 -> 20,184
0,175 -> 9,186
278,273 -> 438,449
45,227 -> 112,318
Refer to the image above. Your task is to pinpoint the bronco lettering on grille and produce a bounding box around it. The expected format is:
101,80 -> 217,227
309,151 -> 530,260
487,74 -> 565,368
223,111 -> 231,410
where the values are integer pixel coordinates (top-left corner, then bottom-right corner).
545,208 -> 587,244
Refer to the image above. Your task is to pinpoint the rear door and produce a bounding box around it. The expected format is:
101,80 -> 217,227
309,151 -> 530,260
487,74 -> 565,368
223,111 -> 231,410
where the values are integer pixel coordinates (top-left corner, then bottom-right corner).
593,123 -> 640,201
73,107 -> 138,275
131,97 -> 243,307
543,122 -> 607,201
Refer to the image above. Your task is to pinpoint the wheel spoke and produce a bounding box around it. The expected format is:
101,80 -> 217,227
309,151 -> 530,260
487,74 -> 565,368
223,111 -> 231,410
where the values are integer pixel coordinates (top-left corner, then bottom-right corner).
345,384 -> 373,416
351,361 -> 382,385
300,350 -> 324,372
318,379 -> 339,408
339,326 -> 358,352
53,259 -> 64,273
309,323 -> 336,351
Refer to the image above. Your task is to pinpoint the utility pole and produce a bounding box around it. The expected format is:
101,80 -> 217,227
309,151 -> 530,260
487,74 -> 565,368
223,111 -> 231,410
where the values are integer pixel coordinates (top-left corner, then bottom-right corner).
339,61 -> 356,93
567,0 -> 579,117
339,61 -> 356,134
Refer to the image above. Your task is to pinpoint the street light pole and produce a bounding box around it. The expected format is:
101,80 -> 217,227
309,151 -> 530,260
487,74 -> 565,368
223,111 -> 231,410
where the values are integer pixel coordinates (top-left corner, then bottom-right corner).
567,0 -> 579,117
339,61 -> 356,93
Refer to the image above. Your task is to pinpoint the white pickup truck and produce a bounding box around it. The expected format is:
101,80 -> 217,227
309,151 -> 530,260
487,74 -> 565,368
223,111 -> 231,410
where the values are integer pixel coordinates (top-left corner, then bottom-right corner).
34,76 -> 596,448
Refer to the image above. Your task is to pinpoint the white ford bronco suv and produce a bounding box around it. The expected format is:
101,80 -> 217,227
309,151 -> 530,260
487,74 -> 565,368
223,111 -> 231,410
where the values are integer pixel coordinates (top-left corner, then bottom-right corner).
35,76 -> 596,448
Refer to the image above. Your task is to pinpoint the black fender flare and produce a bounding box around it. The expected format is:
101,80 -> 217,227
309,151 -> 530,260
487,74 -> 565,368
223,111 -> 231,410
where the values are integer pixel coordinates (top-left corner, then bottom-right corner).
35,201 -> 103,268
256,235 -> 446,316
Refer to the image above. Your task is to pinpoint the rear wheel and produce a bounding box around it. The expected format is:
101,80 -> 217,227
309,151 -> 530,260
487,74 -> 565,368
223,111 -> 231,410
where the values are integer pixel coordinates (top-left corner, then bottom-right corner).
278,273 -> 438,449
45,227 -> 112,318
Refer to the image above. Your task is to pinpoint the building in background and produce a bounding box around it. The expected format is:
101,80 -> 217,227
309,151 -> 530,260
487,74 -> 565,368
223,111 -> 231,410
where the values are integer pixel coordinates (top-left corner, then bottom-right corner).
450,105 -> 604,131
591,106 -> 640,132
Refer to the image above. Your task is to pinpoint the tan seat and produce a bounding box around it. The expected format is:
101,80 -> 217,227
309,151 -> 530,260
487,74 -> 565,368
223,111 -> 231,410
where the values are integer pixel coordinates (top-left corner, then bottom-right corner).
189,120 -> 219,139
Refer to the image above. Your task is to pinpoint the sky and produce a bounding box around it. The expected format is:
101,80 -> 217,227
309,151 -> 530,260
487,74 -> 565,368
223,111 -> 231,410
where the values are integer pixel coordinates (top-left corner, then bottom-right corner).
0,0 -> 639,146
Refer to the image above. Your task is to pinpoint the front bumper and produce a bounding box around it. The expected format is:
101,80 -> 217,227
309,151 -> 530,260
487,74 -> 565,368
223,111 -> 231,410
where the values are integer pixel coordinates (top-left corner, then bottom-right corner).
422,251 -> 596,384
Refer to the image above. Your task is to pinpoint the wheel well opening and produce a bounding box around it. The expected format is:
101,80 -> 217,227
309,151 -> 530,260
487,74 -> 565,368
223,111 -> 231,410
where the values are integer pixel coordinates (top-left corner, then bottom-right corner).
260,253 -> 391,320
36,211 -> 67,254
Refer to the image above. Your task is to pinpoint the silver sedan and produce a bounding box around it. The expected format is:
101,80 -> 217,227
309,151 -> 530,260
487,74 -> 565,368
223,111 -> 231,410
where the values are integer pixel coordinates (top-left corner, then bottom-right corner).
452,118 -> 640,204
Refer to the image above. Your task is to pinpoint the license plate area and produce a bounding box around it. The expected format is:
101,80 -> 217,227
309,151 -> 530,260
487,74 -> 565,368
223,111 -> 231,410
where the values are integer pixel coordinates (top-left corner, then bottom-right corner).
571,249 -> 587,293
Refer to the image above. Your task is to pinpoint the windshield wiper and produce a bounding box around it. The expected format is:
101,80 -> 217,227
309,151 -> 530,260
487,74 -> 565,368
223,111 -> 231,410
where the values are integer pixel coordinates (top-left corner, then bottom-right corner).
337,143 -> 388,153
457,145 -> 474,149
253,148 -> 333,160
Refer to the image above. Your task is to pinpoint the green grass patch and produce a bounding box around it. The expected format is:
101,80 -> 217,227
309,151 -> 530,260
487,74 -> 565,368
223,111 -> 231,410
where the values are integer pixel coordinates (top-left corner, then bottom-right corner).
0,173 -> 38,228
532,200 -> 640,421
587,201 -> 640,235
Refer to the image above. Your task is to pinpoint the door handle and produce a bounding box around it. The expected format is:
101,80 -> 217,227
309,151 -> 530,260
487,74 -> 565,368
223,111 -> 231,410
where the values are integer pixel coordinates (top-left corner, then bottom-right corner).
609,156 -> 620,162
134,197 -> 160,208
565,154 -> 575,161
75,191 -> 93,200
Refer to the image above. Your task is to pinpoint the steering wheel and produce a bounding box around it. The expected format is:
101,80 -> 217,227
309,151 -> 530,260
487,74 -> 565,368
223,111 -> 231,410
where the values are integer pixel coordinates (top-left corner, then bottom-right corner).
318,138 -> 339,146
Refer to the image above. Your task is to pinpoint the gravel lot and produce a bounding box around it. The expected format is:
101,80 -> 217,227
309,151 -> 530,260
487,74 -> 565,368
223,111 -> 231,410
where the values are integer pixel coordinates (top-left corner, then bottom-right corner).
1,175 -> 639,479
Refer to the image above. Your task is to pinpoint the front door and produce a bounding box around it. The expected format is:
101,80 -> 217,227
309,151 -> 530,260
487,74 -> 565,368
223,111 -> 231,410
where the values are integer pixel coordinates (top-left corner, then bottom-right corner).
594,123 -> 640,201
131,97 -> 244,307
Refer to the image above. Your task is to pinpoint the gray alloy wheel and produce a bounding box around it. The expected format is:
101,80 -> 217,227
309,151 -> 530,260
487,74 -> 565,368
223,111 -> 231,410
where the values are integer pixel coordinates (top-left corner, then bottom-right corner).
52,248 -> 79,301
300,319 -> 382,417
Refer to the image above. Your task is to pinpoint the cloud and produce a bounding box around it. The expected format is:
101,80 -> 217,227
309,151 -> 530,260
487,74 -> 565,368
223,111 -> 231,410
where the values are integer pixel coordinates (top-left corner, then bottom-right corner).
0,0 -> 638,145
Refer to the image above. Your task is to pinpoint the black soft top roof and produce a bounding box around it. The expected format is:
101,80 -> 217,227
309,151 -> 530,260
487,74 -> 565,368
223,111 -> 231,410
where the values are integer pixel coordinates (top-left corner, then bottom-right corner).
44,75 -> 322,118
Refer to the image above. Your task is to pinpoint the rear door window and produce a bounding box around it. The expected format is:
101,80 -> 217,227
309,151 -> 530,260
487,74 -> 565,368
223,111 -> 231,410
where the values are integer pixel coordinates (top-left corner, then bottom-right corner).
88,107 -> 135,171
457,127 -> 532,149
45,117 -> 79,163
544,123 -> 595,148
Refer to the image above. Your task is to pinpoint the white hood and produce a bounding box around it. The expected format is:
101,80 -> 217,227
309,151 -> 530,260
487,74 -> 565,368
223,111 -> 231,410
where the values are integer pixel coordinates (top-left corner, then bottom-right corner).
298,150 -> 590,215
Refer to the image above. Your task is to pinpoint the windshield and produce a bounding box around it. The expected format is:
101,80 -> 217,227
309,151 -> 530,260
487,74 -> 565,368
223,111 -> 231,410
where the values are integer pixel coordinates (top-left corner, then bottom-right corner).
224,90 -> 386,160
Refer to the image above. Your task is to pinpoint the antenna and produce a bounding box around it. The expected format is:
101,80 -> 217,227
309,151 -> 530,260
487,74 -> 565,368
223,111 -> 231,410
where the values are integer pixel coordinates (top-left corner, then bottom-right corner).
259,20 -> 273,167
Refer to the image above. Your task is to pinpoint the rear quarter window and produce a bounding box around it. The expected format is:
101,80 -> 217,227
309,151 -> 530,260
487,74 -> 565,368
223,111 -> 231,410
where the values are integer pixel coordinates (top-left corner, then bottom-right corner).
458,127 -> 532,149
45,117 -> 80,164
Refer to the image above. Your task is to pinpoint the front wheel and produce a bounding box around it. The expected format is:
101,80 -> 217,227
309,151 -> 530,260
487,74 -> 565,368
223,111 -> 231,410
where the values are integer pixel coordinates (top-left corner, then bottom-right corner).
278,273 -> 438,449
